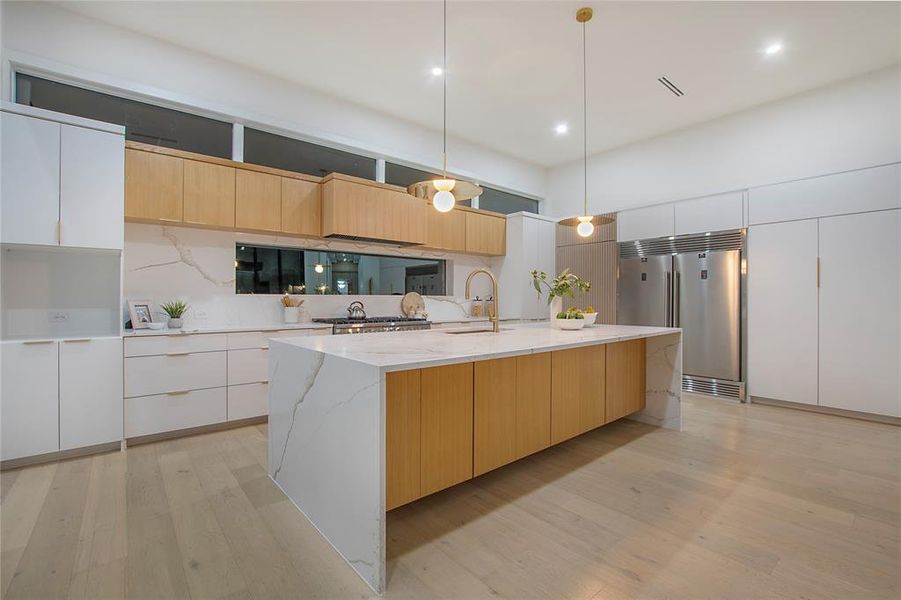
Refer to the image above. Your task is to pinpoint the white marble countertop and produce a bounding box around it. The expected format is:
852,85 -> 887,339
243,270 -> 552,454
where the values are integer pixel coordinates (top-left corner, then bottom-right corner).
123,323 -> 332,337
271,322 -> 681,372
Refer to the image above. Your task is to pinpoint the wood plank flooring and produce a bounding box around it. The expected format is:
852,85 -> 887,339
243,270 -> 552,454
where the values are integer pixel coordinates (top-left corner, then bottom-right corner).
2,394 -> 898,599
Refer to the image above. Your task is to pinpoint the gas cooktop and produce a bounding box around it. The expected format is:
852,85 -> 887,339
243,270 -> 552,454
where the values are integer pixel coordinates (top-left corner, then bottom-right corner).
313,316 -> 425,325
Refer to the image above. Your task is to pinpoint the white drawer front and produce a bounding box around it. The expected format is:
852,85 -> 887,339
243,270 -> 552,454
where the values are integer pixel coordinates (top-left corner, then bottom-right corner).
226,328 -> 330,350
228,382 -> 268,420
126,387 -> 226,438
125,351 -> 226,397
228,348 -> 269,385
125,333 -> 227,357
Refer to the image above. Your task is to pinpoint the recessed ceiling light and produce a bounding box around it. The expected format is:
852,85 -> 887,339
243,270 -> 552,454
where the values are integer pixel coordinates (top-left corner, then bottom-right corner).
554,123 -> 569,135
764,42 -> 783,56
431,66 -> 443,76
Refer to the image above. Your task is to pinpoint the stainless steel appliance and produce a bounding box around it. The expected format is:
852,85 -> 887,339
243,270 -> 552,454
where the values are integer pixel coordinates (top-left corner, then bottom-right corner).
313,316 -> 430,335
617,229 -> 746,400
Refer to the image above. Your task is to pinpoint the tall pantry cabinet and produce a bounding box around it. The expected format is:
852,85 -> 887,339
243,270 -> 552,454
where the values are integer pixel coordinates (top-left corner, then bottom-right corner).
747,163 -> 900,417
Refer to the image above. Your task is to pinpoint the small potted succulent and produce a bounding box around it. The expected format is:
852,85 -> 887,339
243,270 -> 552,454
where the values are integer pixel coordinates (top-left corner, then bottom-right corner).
160,300 -> 189,329
554,307 -> 586,330
530,268 -> 591,327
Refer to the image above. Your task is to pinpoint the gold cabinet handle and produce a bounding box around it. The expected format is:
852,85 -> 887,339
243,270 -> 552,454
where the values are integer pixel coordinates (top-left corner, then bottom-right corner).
23,339 -> 55,345
63,338 -> 92,343
166,352 -> 191,357
167,390 -> 191,396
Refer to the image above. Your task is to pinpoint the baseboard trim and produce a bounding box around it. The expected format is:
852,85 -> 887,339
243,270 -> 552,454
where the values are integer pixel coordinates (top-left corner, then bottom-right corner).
1,440 -> 122,471
125,416 -> 268,447
751,396 -> 900,426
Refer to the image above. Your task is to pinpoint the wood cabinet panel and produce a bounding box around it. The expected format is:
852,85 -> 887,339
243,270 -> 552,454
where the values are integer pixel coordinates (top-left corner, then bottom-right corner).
605,339 -> 646,422
420,363 -> 473,496
235,170 -> 281,232
183,159 -> 235,228
474,357 -> 517,476
321,177 -> 427,244
386,370 -> 422,510
465,211 -> 506,256
515,352 -> 551,458
551,345 -> 606,444
281,177 -> 321,236
125,148 -> 183,222
426,206 -> 466,251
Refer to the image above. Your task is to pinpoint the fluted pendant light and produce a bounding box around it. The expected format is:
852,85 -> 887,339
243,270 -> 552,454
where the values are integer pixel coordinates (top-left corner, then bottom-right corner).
407,0 -> 481,211
558,7 -> 613,237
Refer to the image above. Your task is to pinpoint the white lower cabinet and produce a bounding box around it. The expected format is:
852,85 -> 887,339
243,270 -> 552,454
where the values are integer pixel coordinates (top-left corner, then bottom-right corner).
0,341 -> 60,461
125,351 -> 226,397
126,388 -> 227,438
228,382 -> 269,421
818,210 -> 900,417
747,219 -> 819,405
59,338 -> 123,450
227,348 -> 269,385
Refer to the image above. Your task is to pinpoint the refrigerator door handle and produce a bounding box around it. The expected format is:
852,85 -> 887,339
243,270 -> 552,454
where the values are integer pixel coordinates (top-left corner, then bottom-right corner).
665,271 -> 672,327
674,271 -> 681,327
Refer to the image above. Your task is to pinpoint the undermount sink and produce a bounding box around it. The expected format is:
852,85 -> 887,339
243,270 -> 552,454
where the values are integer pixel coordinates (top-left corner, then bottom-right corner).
442,327 -> 511,335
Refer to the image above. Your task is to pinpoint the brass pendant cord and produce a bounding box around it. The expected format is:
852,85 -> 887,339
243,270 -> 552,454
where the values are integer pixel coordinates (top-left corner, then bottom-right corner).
582,16 -> 588,216
443,0 -> 448,178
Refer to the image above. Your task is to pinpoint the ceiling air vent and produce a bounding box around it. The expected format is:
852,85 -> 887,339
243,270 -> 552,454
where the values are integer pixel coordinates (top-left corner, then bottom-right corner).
658,76 -> 684,97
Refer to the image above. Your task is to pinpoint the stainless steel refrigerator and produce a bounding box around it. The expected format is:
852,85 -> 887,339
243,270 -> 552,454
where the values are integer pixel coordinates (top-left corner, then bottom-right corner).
617,230 -> 745,399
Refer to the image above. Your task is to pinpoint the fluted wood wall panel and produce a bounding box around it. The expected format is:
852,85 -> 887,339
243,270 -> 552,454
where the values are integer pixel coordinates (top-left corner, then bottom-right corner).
556,213 -> 617,324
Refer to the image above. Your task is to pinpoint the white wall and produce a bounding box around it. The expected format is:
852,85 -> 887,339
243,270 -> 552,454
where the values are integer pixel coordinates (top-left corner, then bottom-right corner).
0,1 -> 545,200
546,66 -> 901,216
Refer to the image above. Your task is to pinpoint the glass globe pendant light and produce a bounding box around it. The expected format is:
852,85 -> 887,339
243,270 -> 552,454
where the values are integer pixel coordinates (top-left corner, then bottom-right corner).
407,0 -> 481,211
558,8 -> 613,237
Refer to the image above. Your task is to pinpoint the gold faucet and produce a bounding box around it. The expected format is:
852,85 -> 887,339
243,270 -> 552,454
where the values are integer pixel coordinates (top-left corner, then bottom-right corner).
465,268 -> 500,333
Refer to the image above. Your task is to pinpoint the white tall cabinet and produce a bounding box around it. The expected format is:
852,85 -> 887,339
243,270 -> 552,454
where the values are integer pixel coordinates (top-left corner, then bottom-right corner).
494,212 -> 556,320
818,210 -> 900,417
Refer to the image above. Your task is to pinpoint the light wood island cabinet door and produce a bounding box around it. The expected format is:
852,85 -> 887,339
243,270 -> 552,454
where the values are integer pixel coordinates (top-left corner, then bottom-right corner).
515,352 -> 551,458
125,148 -> 183,222
420,363 -> 473,496
551,345 -> 606,444
386,370 -> 421,510
183,159 -> 235,228
281,177 -> 321,236
474,357 -> 517,476
605,339 -> 646,422
236,170 -> 281,232
426,206 -> 466,251
465,211 -> 507,256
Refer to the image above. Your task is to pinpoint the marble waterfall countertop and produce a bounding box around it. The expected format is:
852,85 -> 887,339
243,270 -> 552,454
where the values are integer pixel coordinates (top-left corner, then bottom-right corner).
272,322 -> 681,372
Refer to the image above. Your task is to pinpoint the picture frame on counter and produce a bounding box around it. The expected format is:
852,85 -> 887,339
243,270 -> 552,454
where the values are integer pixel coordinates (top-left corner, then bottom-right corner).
127,300 -> 156,329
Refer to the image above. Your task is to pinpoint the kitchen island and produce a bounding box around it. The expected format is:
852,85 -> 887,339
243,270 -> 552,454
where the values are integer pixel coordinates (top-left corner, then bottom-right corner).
268,323 -> 682,593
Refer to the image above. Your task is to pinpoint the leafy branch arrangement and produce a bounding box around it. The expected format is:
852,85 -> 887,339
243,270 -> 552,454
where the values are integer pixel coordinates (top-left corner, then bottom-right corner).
530,268 -> 591,304
160,300 -> 189,319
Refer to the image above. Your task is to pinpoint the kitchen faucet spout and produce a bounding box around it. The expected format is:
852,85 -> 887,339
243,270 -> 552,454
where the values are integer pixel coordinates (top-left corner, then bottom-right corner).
464,268 -> 500,333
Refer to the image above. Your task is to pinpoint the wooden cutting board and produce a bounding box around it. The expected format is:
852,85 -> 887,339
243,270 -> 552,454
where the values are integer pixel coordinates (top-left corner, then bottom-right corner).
401,292 -> 425,317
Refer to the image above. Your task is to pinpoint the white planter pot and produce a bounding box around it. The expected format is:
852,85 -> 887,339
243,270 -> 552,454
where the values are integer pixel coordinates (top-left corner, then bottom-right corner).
283,307 -> 301,324
549,297 -> 563,329
167,317 -> 183,329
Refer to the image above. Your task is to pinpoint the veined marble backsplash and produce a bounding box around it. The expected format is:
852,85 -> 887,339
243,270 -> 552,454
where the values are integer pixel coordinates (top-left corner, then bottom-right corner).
124,224 -> 497,328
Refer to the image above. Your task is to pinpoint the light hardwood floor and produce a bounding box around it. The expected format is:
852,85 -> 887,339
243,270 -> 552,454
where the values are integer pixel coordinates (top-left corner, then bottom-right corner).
2,394 -> 899,599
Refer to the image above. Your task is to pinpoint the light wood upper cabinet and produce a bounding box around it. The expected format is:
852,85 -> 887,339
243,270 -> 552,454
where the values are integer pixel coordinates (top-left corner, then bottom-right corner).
183,159 -> 235,228
474,357 -> 518,476
236,170 -> 281,232
321,175 -> 427,245
281,177 -> 321,237
125,148 -> 184,222
551,345 -> 606,444
465,211 -> 506,256
420,363 -> 473,496
386,370 -> 422,510
605,339 -> 646,422
426,206 -> 467,252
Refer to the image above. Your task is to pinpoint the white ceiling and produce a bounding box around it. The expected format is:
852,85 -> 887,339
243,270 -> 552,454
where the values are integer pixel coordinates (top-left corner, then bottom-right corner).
60,1 -> 901,167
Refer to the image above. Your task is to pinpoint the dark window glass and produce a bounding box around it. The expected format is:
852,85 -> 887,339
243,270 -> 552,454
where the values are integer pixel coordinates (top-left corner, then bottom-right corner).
244,128 -> 376,179
478,186 -> 540,214
384,163 -> 471,206
235,244 -> 446,296
15,73 -> 233,158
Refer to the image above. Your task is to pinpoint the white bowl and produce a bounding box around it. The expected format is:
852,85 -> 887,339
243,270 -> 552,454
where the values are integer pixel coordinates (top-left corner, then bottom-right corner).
146,322 -> 165,330
582,312 -> 598,325
555,317 -> 586,330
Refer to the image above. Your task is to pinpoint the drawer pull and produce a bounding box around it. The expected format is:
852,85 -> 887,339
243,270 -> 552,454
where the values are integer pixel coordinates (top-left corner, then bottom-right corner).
167,390 -> 191,396
259,346 -> 269,350
23,339 -> 55,345
63,338 -> 92,343
167,352 -> 191,357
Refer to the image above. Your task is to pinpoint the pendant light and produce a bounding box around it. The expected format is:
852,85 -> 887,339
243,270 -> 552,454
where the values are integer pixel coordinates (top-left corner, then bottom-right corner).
558,7 -> 613,237
407,0 -> 482,212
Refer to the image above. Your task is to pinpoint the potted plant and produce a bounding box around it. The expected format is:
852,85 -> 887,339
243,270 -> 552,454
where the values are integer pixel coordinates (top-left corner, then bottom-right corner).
160,300 -> 189,329
281,294 -> 304,324
554,307 -> 586,330
530,268 -> 591,327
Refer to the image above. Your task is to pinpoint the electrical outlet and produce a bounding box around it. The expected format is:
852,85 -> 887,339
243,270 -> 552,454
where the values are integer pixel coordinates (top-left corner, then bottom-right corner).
193,308 -> 209,320
49,311 -> 70,323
